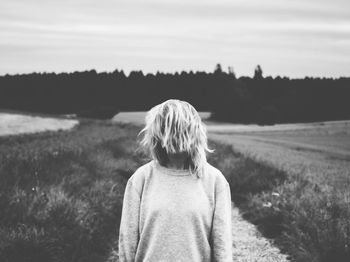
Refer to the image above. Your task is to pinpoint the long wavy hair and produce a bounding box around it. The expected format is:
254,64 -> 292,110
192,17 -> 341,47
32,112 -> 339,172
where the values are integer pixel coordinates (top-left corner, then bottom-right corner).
139,99 -> 213,178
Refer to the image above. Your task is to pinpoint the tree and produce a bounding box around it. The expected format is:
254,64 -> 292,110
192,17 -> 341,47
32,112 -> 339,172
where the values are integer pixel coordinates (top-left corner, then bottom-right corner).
254,65 -> 263,80
228,66 -> 236,79
214,63 -> 223,75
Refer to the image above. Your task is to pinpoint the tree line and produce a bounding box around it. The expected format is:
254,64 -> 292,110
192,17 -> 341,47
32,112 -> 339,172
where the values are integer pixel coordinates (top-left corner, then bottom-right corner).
0,64 -> 349,124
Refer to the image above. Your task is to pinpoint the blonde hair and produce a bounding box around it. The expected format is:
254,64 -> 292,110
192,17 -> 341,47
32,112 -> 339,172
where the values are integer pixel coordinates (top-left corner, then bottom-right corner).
139,99 -> 213,178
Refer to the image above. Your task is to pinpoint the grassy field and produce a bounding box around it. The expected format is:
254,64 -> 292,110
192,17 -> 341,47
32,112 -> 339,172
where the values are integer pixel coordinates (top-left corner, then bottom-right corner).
0,119 -> 149,262
209,120 -> 350,190
112,111 -> 211,125
209,121 -> 350,262
1,113 -> 350,262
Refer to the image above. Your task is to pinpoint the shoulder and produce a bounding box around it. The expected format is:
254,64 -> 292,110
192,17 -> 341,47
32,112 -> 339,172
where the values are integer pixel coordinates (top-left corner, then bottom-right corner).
129,160 -> 153,180
204,162 -> 230,194
127,160 -> 153,194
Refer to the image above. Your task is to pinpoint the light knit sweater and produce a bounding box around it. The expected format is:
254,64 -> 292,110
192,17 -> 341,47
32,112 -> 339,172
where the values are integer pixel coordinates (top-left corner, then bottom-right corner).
118,160 -> 233,262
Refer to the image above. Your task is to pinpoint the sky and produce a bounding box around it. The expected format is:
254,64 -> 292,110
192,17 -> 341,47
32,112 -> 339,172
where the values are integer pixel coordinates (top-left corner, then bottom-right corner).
0,0 -> 349,78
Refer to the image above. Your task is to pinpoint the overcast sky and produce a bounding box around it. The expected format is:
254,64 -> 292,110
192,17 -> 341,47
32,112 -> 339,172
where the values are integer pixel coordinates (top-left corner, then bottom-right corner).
0,0 -> 349,77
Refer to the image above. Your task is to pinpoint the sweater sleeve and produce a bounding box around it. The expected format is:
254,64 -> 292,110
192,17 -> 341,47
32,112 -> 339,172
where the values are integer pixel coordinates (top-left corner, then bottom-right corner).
118,180 -> 141,262
211,183 -> 233,262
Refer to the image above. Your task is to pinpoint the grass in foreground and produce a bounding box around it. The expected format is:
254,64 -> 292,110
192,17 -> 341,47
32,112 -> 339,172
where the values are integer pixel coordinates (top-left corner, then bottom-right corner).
0,120 -> 148,262
1,120 -> 349,262
208,140 -> 350,262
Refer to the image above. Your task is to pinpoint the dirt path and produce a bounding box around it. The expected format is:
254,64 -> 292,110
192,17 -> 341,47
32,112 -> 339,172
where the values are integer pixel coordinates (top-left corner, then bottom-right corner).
231,203 -> 289,261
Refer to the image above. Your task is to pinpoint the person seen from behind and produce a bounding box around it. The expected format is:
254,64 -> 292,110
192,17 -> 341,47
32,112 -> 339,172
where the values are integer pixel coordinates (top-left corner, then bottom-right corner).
118,99 -> 233,261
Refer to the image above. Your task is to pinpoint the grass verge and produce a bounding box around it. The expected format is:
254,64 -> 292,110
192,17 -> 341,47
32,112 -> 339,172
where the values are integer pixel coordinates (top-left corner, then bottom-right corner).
0,120 -> 149,262
208,140 -> 350,262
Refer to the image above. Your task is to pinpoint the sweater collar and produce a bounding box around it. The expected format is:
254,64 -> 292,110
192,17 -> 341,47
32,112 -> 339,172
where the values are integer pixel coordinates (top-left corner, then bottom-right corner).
153,160 -> 191,176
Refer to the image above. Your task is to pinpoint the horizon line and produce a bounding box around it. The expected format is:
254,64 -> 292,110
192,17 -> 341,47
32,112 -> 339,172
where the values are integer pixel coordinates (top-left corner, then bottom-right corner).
1,67 -> 349,80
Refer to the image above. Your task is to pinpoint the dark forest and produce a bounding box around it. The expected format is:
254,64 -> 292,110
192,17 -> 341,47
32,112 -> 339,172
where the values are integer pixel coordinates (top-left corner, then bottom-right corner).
1,64 -> 349,124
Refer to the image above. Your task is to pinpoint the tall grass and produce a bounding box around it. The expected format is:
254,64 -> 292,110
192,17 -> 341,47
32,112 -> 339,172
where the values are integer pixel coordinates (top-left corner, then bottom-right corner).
208,140 -> 350,262
1,120 -> 349,262
0,120 -> 148,262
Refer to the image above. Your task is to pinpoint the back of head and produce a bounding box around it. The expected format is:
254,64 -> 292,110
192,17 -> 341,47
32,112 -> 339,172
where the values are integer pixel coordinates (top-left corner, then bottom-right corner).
139,99 -> 212,177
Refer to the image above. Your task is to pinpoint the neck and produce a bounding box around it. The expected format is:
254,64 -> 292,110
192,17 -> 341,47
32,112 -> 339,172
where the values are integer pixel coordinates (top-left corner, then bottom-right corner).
166,152 -> 188,170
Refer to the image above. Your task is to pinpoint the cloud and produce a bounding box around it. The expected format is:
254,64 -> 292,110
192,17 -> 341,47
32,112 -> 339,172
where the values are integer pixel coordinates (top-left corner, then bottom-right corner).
0,0 -> 349,77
